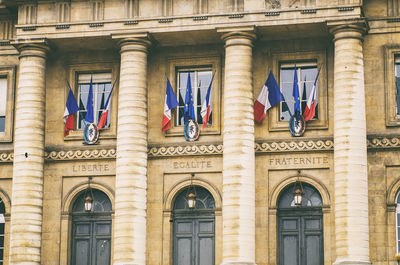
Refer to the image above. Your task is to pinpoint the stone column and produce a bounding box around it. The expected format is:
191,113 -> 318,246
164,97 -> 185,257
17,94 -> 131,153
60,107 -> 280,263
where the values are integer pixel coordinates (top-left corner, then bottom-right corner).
9,42 -> 48,265
113,35 -> 151,265
330,23 -> 371,265
219,28 -> 256,265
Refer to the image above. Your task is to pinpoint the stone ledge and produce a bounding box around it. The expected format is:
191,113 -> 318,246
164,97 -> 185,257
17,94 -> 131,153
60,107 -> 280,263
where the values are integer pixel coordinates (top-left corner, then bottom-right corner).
0,136 -> 398,162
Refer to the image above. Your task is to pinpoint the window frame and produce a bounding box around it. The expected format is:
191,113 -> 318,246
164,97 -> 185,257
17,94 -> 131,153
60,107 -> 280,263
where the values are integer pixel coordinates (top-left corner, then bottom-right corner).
166,56 -> 221,136
269,50 -> 328,131
384,45 -> 400,127
0,66 -> 15,143
76,73 -> 113,131
65,63 -> 118,140
396,192 -> 400,254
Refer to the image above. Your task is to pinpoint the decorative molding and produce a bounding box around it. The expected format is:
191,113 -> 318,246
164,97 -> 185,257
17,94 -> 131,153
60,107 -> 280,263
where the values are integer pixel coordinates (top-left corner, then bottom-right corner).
0,152 -> 13,163
193,16 -> 208,21
89,22 -> 104,27
124,20 -> 139,25
255,139 -> 334,153
158,18 -> 173,23
45,149 -> 116,161
265,11 -> 280,16
55,24 -> 71,29
338,7 -> 354,12
367,136 -> 400,149
148,144 -> 223,157
300,9 -> 317,14
228,13 -> 244,18
1,136 -> 400,163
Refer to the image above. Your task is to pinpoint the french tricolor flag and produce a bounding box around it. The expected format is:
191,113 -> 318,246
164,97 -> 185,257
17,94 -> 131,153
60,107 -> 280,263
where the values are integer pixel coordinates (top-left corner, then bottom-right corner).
162,78 -> 179,132
63,84 -> 79,136
303,68 -> 321,122
254,70 -> 284,124
98,80 -> 116,130
200,75 -> 214,128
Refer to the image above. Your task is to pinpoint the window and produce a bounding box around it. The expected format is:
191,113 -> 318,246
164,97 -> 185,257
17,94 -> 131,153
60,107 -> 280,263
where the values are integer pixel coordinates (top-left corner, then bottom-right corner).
384,46 -> 400,126
279,63 -> 319,121
76,73 -> 112,130
395,58 -> 400,117
0,199 -> 5,265
396,192 -> 400,254
269,51 -> 327,131
0,67 -> 15,142
66,62 -> 118,140
0,78 -> 6,132
167,56 -> 221,136
176,69 -> 213,126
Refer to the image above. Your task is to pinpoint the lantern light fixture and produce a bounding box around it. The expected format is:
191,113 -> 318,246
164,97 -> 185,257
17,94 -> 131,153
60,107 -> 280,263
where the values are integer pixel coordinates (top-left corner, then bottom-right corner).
187,173 -> 197,209
293,171 -> 304,206
84,176 -> 94,212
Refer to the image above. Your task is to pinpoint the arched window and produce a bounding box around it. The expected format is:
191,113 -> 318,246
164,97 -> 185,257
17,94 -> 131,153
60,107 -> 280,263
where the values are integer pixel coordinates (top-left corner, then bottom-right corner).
0,198 -> 5,265
71,189 -> 112,265
172,186 -> 215,265
277,183 -> 323,265
395,191 -> 400,254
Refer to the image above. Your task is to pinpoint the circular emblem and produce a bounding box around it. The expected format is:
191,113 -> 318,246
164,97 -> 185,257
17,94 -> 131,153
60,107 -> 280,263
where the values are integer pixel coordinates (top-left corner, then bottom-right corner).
83,123 -> 99,145
184,119 -> 200,142
289,115 -> 306,137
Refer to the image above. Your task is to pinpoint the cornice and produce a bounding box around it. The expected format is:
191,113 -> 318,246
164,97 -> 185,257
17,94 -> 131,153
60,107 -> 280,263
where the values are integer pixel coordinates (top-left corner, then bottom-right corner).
0,136 -> 399,162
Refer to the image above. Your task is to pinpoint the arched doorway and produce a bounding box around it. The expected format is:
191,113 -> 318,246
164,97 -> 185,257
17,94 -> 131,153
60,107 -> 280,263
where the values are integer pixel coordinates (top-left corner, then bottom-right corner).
172,186 -> 215,265
277,183 -> 323,265
70,189 -> 112,265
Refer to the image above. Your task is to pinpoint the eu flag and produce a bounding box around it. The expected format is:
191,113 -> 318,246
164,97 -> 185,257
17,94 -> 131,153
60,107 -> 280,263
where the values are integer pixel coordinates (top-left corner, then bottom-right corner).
84,76 -> 94,123
184,72 -> 195,124
292,65 -> 301,120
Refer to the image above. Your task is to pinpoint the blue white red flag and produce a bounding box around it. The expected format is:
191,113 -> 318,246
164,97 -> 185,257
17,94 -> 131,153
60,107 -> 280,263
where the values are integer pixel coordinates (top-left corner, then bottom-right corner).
303,67 -> 321,122
84,76 -> 94,123
292,65 -> 301,121
200,74 -> 214,128
184,73 -> 195,124
63,83 -> 79,136
98,80 -> 116,130
162,78 -> 179,132
254,70 -> 284,124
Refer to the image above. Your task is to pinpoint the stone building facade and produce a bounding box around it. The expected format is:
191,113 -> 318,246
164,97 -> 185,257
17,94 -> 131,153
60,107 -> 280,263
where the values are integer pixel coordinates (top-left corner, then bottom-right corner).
0,0 -> 399,265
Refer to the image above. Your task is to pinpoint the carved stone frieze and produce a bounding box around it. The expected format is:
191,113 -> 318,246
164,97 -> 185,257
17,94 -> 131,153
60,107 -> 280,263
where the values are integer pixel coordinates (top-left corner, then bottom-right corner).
367,136 -> 400,149
255,139 -> 334,153
46,149 -> 116,161
148,144 -> 223,157
1,136 -> 400,162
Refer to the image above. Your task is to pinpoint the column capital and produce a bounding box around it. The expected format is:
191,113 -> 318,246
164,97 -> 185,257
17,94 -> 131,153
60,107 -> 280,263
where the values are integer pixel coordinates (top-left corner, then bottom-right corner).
112,32 -> 153,53
11,38 -> 49,59
218,26 -> 257,47
327,19 -> 368,42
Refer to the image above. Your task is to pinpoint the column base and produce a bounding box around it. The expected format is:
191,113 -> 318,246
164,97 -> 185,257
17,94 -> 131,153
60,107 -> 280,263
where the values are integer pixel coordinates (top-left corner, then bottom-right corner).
333,259 -> 371,265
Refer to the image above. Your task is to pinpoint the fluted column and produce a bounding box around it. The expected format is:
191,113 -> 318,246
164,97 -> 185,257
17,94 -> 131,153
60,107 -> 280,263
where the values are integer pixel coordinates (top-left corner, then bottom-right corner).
9,42 -> 48,265
220,29 -> 256,265
330,23 -> 371,265
113,36 -> 151,265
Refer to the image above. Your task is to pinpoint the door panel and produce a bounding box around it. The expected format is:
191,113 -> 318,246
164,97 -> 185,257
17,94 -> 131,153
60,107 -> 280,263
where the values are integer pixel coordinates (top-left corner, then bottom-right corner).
173,215 -> 215,265
72,219 -> 111,265
282,235 -> 299,265
74,239 -> 90,265
278,212 -> 323,265
177,238 -> 192,265
95,239 -> 111,265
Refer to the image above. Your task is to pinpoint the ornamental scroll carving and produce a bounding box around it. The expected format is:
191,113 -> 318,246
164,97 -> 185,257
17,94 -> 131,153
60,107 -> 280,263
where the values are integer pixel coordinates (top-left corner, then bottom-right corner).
1,137 -> 400,162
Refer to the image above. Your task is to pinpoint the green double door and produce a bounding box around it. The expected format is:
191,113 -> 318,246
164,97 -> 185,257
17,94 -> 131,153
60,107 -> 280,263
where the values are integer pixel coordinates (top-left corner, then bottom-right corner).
71,215 -> 111,265
173,211 -> 215,265
278,209 -> 324,265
